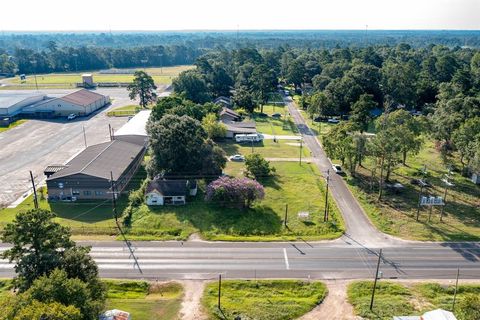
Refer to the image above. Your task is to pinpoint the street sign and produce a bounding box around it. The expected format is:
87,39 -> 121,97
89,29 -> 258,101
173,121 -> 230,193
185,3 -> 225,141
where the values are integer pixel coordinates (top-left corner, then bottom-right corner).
420,196 -> 444,206
298,211 -> 310,219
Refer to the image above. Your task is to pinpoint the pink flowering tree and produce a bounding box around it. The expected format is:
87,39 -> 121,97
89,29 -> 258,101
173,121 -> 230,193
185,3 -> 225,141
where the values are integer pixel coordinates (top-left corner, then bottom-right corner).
205,176 -> 265,209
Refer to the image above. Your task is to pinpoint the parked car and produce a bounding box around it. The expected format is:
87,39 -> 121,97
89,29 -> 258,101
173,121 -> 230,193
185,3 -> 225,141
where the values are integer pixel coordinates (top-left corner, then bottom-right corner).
229,154 -> 245,161
332,164 -> 343,174
272,113 -> 282,118
327,118 -> 340,124
67,113 -> 77,120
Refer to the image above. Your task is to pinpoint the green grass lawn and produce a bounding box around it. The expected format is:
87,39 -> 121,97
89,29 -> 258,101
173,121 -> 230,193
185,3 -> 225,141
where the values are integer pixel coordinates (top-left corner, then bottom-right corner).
345,139 -> 480,241
104,280 -> 183,320
219,139 -> 310,159
2,65 -> 193,89
127,161 -> 343,241
348,281 -> 480,320
1,161 -> 342,241
348,281 -> 416,320
203,280 -> 327,320
252,106 -> 299,136
106,105 -> 144,117
0,120 -> 27,133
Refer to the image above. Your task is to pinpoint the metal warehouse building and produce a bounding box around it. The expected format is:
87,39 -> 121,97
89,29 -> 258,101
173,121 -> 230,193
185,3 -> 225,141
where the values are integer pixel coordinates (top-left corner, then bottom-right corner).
23,89 -> 109,117
0,93 -> 48,125
114,109 -> 151,146
45,140 -> 145,201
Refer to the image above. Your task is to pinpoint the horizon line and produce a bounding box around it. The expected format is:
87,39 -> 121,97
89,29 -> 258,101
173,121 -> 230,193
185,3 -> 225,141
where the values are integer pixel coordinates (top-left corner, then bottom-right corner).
2,28 -> 480,33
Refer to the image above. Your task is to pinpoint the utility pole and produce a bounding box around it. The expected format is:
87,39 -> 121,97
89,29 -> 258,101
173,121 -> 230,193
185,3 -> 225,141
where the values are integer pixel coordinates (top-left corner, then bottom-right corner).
30,59 -> 39,91
299,138 -> 303,165
29,170 -> 38,209
369,249 -> 383,311
218,274 -> 222,310
82,125 -> 87,148
108,124 -> 113,141
284,204 -> 288,228
452,268 -> 460,312
440,172 -> 454,222
416,165 -> 427,221
110,171 -> 143,274
324,169 -> 330,222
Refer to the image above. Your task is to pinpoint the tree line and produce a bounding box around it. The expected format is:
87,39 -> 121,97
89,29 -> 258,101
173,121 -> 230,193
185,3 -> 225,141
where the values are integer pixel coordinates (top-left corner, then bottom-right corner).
0,43 -> 202,74
171,43 -> 480,180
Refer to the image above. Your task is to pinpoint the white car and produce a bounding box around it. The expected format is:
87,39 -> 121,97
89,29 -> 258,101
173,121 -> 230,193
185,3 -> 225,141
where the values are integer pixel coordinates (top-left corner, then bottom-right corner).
229,154 -> 245,161
332,164 -> 343,174
67,113 -> 77,120
327,118 -> 340,124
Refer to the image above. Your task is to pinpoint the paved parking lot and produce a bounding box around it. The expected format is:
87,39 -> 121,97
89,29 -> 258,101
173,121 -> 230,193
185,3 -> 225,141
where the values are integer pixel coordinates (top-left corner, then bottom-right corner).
0,88 -> 135,207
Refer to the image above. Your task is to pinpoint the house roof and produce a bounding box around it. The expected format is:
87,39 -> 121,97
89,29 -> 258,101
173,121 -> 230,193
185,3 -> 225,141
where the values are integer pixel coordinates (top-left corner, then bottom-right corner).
213,96 -> 232,105
59,89 -> 105,106
115,110 -> 151,137
219,107 -> 240,119
146,179 -> 188,197
223,120 -> 257,134
422,309 -> 457,320
47,140 -> 144,181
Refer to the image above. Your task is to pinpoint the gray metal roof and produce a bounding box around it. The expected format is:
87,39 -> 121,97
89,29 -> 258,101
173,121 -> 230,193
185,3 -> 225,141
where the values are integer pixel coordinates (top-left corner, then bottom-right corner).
47,140 -> 144,181
114,110 -> 151,137
0,93 -> 45,107
146,179 -> 188,196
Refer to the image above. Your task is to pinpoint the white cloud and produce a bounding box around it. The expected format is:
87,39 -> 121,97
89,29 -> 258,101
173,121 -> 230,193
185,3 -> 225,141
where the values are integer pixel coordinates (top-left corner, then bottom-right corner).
1,0 -> 479,31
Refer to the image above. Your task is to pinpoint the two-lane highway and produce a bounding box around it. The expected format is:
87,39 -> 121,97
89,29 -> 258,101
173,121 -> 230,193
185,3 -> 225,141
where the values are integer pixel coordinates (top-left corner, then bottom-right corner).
1,241 -> 479,280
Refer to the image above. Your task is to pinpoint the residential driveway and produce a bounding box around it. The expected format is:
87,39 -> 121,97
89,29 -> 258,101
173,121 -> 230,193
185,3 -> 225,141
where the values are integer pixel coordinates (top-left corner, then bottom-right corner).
0,88 -> 133,207
284,96 -> 398,247
262,134 -> 301,140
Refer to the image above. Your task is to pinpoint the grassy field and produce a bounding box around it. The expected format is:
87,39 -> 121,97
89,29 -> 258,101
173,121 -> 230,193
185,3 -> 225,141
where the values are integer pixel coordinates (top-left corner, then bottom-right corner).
219,139 -> 310,159
1,65 -> 193,89
345,139 -> 480,241
252,105 -> 300,136
105,280 -> 183,320
202,280 -> 327,320
0,120 -> 27,133
127,161 -> 343,241
0,162 -> 343,241
348,281 -> 480,320
106,104 -> 142,117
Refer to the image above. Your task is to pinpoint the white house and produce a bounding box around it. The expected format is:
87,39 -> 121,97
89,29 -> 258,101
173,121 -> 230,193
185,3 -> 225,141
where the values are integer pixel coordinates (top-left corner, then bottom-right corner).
145,179 -> 197,206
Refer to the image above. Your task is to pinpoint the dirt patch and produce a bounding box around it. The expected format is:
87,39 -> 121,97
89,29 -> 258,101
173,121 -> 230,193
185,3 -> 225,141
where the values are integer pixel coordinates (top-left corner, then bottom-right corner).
187,233 -> 203,242
298,280 -> 357,320
179,280 -> 207,320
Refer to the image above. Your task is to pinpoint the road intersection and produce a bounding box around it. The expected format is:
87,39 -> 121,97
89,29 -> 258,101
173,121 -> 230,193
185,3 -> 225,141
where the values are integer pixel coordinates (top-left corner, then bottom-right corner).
0,91 -> 478,282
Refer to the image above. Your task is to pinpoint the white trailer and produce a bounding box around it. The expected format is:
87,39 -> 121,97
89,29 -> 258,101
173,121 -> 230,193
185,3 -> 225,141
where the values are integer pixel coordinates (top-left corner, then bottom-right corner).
235,133 -> 264,143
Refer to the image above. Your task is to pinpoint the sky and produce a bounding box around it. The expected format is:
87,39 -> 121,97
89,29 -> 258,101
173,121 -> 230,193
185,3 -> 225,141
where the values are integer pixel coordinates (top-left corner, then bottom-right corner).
2,0 -> 480,31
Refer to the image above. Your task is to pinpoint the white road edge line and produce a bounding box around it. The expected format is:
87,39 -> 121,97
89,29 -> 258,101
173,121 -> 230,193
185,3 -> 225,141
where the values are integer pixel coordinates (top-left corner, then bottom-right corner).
283,248 -> 289,270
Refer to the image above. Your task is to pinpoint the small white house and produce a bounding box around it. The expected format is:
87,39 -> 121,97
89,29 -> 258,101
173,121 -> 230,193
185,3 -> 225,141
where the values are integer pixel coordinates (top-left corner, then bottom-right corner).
145,179 -> 197,206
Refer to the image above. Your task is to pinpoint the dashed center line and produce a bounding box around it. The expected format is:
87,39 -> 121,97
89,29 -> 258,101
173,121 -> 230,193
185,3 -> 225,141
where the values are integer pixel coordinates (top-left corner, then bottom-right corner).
283,248 -> 289,270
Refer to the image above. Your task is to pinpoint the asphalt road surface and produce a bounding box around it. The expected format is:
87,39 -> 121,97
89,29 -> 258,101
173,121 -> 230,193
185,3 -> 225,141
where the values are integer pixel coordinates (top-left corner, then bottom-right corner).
1,241 -> 479,280
0,88 -> 132,207
285,96 -> 396,247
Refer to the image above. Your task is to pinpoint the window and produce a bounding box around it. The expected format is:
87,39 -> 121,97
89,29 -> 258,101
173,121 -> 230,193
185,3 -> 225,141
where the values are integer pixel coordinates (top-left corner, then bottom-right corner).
72,190 -> 80,196
95,191 -> 104,196
83,190 -> 91,196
